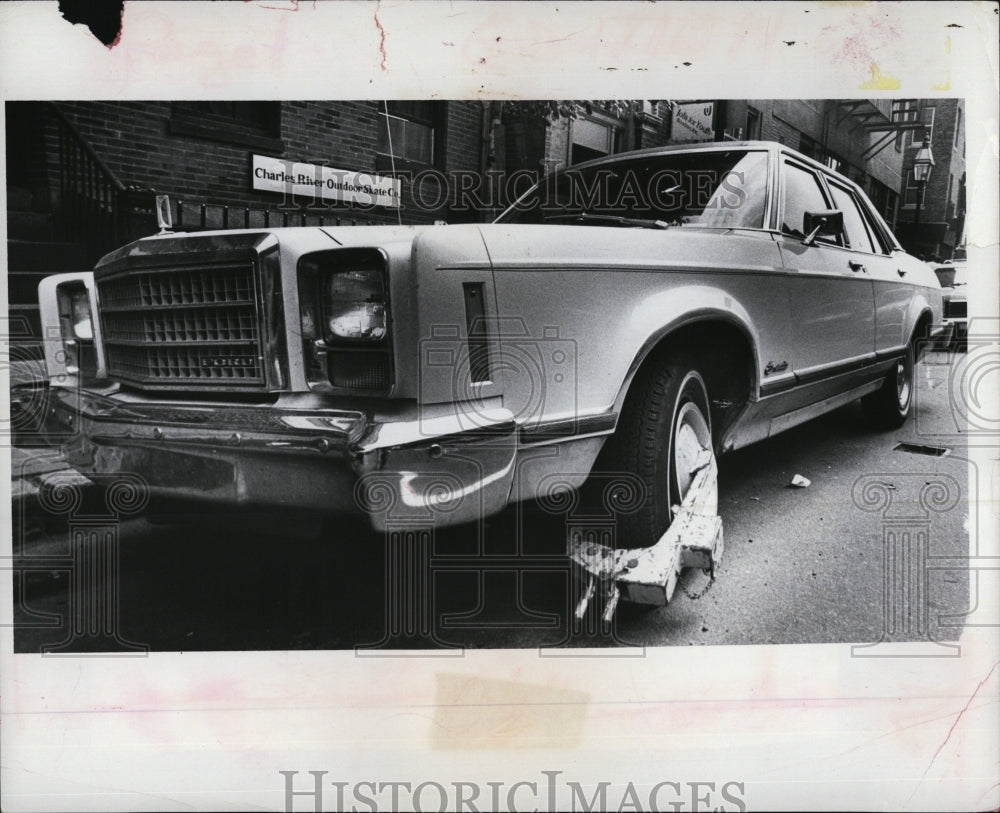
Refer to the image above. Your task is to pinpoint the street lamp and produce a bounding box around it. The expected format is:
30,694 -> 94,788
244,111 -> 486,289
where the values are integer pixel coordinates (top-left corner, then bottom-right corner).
912,139 -> 935,232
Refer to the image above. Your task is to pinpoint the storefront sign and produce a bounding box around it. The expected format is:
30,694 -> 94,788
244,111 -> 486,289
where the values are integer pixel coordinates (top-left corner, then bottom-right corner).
252,154 -> 401,208
671,102 -> 716,143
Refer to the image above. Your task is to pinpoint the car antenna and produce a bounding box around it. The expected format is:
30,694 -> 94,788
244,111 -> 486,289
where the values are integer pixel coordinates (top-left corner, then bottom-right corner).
381,102 -> 404,227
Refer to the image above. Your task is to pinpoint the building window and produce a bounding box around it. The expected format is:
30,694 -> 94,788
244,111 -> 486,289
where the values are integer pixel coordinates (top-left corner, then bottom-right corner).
377,102 -> 438,166
908,106 -> 935,147
798,134 -> 844,174
745,106 -> 761,140
570,116 -> 621,164
954,106 -> 962,152
903,169 -> 927,208
797,134 -> 817,159
868,178 -> 898,228
947,174 -> 954,219
845,164 -> 866,186
820,151 -> 844,174
885,188 -> 898,227
893,99 -> 919,151
169,102 -> 282,151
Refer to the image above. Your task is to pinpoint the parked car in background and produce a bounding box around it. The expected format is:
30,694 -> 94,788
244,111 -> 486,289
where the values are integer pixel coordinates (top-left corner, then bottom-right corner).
931,259 -> 968,347
34,141 -> 948,609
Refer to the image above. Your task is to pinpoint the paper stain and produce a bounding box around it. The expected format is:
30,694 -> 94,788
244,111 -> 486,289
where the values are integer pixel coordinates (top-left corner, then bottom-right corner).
908,659 -> 1000,803
933,36 -> 952,90
374,2 -> 387,71
859,63 -> 900,91
431,673 -> 589,749
258,0 -> 304,11
824,6 -> 902,80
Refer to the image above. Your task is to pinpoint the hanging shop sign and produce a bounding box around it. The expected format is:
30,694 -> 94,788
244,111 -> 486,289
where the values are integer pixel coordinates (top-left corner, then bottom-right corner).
671,102 -> 716,143
252,154 -> 401,209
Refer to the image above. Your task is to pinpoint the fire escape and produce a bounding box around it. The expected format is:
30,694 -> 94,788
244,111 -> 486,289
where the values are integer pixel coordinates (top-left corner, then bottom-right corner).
834,99 -> 927,160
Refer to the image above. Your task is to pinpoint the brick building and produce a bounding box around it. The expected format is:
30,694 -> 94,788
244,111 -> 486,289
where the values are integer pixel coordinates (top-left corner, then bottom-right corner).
535,98 -> 942,245
3,98 -> 964,366
655,98 -> 965,260
5,100 -> 491,356
891,98 -> 966,260
4,98 -> 677,338
7,100 -> 488,245
710,99 -> 909,232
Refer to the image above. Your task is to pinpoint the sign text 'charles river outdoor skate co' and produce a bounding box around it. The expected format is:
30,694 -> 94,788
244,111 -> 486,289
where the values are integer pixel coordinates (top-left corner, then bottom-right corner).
252,154 -> 401,208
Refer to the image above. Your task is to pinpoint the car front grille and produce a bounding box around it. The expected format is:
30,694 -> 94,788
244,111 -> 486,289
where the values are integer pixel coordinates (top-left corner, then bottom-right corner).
97,262 -> 267,389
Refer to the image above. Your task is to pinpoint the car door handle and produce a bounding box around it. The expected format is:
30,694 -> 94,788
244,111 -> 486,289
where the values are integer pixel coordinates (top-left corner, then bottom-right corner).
848,260 -> 866,273
897,268 -> 907,277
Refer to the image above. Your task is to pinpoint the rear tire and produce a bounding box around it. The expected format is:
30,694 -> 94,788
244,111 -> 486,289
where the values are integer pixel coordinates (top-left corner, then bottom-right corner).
862,340 -> 914,429
600,353 -> 715,549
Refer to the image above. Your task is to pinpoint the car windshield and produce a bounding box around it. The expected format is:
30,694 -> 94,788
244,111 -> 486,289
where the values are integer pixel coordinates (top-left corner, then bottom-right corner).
933,264 -> 968,288
495,148 -> 769,229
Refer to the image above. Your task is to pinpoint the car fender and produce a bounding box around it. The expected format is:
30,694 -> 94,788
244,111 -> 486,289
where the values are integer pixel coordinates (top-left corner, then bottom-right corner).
611,292 -> 762,416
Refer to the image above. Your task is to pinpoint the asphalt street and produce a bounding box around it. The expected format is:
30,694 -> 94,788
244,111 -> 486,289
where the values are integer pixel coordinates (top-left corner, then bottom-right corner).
12,349 -> 976,653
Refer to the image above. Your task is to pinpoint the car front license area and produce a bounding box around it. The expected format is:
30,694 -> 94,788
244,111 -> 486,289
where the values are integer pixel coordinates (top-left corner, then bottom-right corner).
49,385 -> 518,530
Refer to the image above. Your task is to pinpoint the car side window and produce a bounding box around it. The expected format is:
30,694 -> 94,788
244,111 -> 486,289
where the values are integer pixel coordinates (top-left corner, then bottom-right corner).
781,161 -> 834,242
854,193 -> 893,255
827,181 -> 875,254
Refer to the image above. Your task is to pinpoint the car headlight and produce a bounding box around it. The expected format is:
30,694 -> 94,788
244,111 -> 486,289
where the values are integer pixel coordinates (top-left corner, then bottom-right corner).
56,282 -> 96,374
68,288 -> 94,340
298,250 -> 394,394
322,269 -> 387,341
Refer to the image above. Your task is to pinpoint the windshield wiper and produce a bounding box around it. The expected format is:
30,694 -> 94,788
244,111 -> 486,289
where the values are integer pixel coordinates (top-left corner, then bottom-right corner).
543,213 -> 670,230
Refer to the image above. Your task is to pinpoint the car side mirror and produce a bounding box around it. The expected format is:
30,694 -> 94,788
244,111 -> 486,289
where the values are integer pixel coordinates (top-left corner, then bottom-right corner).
802,210 -> 844,247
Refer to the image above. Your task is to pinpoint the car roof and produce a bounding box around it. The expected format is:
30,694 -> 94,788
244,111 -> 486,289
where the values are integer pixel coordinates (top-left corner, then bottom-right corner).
549,140 -> 868,196
566,140 -> 801,166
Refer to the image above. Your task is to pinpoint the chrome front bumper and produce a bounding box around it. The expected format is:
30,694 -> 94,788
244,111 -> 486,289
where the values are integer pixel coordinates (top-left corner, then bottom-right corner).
944,317 -> 967,339
931,319 -> 961,349
50,387 -> 518,531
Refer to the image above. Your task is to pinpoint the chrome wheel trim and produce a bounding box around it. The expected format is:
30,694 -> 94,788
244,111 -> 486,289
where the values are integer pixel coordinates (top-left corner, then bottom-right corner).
896,353 -> 912,409
673,399 -> 713,503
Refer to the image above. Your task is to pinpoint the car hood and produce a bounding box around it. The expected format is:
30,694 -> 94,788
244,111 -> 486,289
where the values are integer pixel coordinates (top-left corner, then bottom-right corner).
97,221 -> 777,278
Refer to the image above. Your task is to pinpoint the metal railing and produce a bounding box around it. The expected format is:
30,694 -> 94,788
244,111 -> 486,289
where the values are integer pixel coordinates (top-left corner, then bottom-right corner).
173,199 -> 374,232
49,103 -> 127,262
870,98 -> 894,121
47,104 -> 376,259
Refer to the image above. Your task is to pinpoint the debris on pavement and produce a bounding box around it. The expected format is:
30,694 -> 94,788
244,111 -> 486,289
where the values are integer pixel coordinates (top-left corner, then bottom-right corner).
894,442 -> 952,457
789,474 -> 811,488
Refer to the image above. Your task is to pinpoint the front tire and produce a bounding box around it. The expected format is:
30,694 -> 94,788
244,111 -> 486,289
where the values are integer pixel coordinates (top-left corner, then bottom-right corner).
601,354 -> 716,549
862,340 -> 914,429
